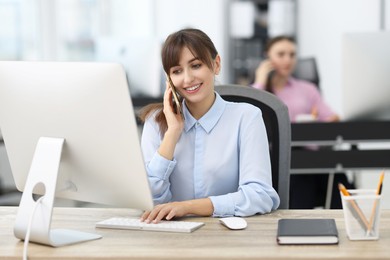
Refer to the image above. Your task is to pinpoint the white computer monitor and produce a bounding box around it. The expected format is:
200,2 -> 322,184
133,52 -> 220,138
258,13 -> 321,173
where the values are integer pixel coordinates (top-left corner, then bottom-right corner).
342,32 -> 390,120
0,61 -> 154,246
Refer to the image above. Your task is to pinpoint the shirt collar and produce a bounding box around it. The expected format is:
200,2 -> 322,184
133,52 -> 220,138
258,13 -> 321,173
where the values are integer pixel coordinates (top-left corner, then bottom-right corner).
272,77 -> 294,94
285,77 -> 294,87
183,92 -> 226,133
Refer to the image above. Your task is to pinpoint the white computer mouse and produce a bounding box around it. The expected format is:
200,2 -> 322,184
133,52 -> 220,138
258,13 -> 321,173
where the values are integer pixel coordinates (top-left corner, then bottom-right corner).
219,217 -> 247,230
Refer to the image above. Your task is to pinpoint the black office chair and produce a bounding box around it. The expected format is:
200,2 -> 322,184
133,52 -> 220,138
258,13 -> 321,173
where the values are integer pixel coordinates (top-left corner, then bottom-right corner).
292,57 -> 320,87
215,84 -> 291,209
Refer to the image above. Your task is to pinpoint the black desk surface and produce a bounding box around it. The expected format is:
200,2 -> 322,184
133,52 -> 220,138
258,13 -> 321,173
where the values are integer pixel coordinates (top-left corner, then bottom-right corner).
291,120 -> 390,171
291,121 -> 390,143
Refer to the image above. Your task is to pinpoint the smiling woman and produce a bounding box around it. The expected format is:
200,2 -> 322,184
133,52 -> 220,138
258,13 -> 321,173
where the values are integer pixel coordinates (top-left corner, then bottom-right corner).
138,28 -> 280,223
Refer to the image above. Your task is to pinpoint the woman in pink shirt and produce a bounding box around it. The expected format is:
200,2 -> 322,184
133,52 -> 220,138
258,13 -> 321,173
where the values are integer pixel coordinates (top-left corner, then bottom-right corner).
252,36 -> 355,209
252,36 -> 339,123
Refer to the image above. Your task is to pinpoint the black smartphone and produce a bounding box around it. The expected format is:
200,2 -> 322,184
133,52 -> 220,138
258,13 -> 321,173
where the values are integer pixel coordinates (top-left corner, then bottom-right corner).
166,74 -> 184,120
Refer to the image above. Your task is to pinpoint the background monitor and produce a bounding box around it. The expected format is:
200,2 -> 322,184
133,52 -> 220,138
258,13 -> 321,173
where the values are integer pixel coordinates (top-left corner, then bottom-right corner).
95,37 -> 163,98
0,61 -> 154,246
342,32 -> 390,120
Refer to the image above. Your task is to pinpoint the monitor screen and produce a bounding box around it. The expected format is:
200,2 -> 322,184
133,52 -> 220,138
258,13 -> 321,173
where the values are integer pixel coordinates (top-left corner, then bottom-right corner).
0,61 -> 154,211
342,32 -> 390,120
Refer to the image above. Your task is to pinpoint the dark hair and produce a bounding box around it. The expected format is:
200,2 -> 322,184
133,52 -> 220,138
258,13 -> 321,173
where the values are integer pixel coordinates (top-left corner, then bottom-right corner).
265,35 -> 295,53
138,28 -> 219,134
161,28 -> 218,75
264,36 -> 295,93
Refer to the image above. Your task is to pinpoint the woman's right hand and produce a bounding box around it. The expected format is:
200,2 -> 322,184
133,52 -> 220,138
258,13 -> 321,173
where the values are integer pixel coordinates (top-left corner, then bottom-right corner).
157,83 -> 184,161
254,59 -> 274,86
162,82 -> 184,135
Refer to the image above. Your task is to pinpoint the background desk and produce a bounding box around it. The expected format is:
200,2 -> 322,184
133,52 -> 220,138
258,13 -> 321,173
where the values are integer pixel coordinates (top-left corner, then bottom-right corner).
291,121 -> 390,173
291,121 -> 390,209
1,207 -> 390,260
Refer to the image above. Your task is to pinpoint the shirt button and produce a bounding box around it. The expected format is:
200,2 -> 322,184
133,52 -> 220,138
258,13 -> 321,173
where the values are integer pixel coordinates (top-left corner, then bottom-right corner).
196,122 -> 200,127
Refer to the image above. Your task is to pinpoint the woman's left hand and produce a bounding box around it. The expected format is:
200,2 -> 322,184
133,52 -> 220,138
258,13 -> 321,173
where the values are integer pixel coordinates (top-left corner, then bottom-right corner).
140,201 -> 190,223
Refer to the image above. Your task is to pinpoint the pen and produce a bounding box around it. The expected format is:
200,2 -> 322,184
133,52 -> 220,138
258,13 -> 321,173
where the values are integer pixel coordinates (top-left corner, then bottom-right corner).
338,183 -> 370,231
367,171 -> 385,234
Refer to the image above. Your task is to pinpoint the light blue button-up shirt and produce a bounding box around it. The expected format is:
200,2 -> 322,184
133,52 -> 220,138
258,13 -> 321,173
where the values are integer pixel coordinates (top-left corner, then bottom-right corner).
141,92 -> 280,217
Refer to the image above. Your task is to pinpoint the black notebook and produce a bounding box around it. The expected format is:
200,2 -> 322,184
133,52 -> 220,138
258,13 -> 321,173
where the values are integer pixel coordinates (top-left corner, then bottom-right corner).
277,219 -> 339,245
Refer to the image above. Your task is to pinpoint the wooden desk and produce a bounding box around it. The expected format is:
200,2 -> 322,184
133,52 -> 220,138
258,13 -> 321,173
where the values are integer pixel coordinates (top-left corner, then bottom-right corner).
1,207 -> 390,260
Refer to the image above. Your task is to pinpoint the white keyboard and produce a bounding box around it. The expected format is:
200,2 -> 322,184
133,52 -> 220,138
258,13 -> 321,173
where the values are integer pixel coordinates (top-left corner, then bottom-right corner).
96,217 -> 204,233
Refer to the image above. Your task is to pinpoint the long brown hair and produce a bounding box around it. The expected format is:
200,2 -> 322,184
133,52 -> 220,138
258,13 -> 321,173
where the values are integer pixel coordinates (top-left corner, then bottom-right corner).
138,28 -> 218,134
264,36 -> 295,94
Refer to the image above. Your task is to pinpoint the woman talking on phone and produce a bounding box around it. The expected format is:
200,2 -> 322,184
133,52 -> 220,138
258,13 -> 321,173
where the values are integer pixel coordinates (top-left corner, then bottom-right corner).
252,36 -> 355,209
139,28 -> 279,223
252,36 -> 339,123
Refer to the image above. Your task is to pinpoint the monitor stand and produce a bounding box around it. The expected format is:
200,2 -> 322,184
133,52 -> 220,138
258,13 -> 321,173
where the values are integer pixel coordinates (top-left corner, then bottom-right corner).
13,137 -> 102,247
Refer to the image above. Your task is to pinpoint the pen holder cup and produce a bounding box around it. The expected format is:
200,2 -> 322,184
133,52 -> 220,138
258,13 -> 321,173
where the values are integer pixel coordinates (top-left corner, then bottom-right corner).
341,189 -> 381,240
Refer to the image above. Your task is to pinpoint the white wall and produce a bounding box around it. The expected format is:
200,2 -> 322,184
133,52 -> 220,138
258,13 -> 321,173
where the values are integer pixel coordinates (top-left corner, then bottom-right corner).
107,0 -> 154,38
385,0 -> 390,29
296,0 -> 381,116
